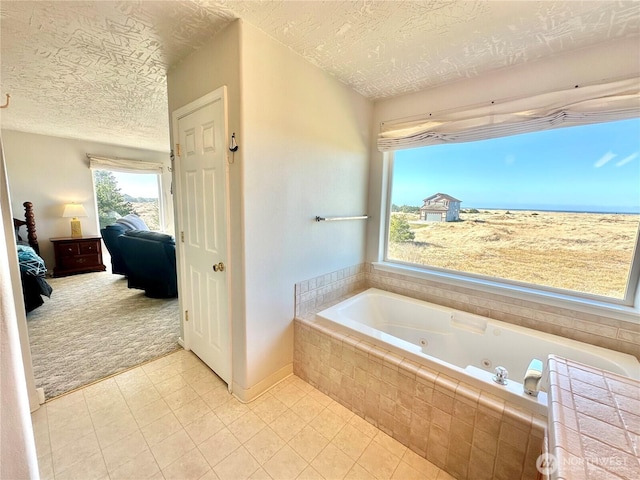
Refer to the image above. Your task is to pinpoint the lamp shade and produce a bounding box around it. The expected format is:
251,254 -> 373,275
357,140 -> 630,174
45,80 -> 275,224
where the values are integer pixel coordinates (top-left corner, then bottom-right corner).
62,203 -> 87,218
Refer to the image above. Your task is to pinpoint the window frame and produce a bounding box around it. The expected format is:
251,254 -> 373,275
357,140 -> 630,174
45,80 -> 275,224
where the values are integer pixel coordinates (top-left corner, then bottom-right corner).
379,149 -> 640,324
92,168 -> 166,232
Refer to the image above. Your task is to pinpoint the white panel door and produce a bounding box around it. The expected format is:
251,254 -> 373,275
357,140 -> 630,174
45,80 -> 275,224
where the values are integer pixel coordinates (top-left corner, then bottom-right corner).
175,90 -> 230,384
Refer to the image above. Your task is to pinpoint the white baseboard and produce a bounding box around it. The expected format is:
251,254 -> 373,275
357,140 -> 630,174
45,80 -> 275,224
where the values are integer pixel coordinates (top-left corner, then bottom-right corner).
177,337 -> 186,349
232,363 -> 293,404
36,388 -> 45,405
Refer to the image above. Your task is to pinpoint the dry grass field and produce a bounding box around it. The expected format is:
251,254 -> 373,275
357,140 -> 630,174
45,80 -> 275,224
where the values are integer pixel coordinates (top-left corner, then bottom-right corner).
388,210 -> 640,298
131,201 -> 160,230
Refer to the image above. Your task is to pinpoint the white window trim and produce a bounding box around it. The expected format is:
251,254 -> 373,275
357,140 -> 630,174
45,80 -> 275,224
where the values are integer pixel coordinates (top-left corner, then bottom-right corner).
155,174 -> 166,233
379,150 -> 640,326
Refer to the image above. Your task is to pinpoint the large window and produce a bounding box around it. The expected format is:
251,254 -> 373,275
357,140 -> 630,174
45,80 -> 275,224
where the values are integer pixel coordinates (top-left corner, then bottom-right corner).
386,118 -> 640,303
89,155 -> 165,231
93,170 -> 162,230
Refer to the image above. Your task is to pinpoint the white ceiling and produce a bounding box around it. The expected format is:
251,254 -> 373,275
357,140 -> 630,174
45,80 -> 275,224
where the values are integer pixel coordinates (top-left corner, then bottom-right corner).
1,1 -> 638,152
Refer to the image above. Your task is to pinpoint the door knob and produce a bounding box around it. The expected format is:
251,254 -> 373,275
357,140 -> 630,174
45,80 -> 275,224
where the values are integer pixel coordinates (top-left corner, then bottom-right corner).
212,262 -> 225,272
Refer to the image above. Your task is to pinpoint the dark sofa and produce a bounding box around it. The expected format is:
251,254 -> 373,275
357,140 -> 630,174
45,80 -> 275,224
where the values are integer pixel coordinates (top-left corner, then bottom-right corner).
100,215 -> 177,298
118,230 -> 178,298
101,214 -> 151,275
101,223 -> 129,275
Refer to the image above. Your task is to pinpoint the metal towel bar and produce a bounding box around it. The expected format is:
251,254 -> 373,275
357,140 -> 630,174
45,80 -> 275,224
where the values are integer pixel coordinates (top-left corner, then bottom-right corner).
315,215 -> 369,222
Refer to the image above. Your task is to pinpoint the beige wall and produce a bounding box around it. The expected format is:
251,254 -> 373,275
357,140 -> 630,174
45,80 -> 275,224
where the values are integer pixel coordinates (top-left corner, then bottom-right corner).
167,20 -> 372,397
240,22 -> 372,391
2,130 -> 173,269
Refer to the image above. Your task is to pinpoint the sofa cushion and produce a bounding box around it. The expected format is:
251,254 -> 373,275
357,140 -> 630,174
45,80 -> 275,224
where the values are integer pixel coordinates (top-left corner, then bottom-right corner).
103,223 -> 128,235
123,230 -> 175,244
115,214 -> 149,231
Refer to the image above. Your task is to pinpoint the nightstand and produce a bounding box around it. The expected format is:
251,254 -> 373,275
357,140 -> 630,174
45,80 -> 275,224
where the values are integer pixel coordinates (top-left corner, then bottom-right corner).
50,236 -> 107,277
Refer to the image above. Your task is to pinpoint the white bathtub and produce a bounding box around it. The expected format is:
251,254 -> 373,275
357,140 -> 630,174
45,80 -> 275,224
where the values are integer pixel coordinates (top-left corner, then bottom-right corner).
316,288 -> 640,412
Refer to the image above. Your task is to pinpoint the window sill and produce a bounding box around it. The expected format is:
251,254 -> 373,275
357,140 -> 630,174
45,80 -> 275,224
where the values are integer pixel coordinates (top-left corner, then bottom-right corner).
372,261 -> 640,325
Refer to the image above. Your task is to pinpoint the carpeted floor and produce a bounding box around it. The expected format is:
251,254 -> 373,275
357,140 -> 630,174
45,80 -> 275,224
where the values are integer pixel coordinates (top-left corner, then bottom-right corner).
26,271 -> 180,400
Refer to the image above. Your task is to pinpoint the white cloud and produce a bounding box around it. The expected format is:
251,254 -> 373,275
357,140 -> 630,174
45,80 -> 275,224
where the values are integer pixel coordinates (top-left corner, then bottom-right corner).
615,152 -> 638,167
594,152 -> 616,168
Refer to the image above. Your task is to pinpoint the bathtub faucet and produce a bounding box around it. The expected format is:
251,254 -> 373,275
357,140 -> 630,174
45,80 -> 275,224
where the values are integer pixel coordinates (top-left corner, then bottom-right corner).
493,366 -> 508,385
523,358 -> 544,397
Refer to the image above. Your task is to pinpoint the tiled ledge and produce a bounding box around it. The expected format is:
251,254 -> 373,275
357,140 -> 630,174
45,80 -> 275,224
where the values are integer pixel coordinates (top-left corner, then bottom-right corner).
547,355 -> 640,480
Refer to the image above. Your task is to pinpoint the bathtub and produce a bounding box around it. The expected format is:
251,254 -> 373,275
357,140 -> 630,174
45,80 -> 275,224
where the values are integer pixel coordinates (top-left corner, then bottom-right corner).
315,288 -> 640,412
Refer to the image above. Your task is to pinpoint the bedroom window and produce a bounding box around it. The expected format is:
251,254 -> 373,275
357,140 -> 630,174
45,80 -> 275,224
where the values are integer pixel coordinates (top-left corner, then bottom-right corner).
385,117 -> 640,303
89,154 -> 165,231
93,170 -> 162,230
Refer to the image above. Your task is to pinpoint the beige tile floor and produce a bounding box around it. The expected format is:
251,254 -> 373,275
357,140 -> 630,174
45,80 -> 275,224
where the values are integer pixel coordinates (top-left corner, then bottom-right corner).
32,349 -> 457,480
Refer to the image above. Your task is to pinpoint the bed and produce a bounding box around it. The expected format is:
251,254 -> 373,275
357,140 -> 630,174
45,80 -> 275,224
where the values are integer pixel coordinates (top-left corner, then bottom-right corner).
13,201 -> 53,312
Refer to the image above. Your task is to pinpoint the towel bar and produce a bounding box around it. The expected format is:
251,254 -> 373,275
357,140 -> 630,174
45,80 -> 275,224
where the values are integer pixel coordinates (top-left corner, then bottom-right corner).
315,215 -> 369,222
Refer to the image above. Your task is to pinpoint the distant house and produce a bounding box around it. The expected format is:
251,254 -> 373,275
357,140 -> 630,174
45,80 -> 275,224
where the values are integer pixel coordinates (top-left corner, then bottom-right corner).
420,193 -> 462,222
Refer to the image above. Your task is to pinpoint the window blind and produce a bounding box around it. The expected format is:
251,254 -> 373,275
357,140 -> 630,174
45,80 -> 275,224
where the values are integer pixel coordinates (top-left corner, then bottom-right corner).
377,78 -> 640,152
87,154 -> 163,174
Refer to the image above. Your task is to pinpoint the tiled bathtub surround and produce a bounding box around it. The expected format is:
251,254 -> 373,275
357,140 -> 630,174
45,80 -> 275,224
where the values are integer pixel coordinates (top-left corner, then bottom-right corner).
298,263 -> 638,359
294,264 -> 366,317
365,265 -> 640,360
547,355 -> 640,480
293,263 -> 638,479
294,318 -> 547,480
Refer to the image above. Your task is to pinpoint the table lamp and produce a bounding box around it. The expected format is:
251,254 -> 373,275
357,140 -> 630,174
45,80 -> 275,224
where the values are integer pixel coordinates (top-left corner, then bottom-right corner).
62,203 -> 87,238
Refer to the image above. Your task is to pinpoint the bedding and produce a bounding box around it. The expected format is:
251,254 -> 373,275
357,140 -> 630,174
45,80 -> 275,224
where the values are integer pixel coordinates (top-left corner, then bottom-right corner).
17,244 -> 46,276
13,201 -> 53,312
17,243 -> 52,312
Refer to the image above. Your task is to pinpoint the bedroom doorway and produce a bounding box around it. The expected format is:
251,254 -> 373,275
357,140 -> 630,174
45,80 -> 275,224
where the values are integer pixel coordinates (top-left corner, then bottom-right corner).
21,164 -> 180,401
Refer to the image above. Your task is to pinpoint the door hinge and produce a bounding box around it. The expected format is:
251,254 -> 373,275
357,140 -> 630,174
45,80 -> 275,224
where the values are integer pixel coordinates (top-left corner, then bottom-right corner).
181,231 -> 184,242
185,310 -> 189,322
176,143 -> 181,156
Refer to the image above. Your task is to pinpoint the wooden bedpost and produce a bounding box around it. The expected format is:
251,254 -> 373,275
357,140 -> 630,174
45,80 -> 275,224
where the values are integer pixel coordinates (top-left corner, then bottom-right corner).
23,201 -> 39,255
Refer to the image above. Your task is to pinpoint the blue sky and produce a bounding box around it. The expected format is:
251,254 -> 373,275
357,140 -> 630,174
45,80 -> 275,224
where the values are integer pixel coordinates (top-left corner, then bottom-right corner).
392,118 -> 640,213
112,172 -> 159,198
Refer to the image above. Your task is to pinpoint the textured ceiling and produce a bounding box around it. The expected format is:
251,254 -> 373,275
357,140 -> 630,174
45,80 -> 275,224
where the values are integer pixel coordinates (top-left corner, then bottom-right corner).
0,1 -> 639,152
